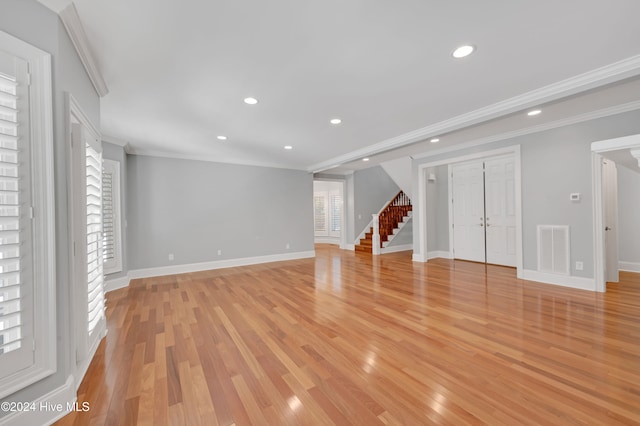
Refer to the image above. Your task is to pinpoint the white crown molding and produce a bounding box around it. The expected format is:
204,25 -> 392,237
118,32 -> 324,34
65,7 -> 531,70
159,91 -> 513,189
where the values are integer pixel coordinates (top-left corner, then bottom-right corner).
591,133 -> 640,153
59,3 -> 109,97
412,100 -> 640,161
127,146 -> 308,171
308,55 -> 640,173
102,135 -> 132,153
37,0 -> 72,13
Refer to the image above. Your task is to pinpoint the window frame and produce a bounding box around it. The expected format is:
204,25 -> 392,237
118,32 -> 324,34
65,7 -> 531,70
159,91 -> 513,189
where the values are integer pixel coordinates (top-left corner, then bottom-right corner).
0,31 -> 56,399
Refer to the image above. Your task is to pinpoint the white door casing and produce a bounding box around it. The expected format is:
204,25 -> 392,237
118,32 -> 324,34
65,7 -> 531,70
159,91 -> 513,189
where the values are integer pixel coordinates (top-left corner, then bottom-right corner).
602,159 -> 619,283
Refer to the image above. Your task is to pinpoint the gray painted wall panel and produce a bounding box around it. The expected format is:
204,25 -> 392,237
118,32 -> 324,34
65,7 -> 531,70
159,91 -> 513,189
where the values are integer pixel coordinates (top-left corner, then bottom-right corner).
617,165 -> 640,265
386,219 -> 413,247
127,155 -> 314,269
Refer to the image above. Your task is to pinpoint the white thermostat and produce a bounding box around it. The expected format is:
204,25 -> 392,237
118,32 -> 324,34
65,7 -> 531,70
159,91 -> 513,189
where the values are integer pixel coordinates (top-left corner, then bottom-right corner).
570,193 -> 581,201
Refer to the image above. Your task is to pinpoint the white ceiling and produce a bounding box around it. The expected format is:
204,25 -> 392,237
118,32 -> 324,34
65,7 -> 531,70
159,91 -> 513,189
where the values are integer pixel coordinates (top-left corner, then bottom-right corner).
45,0 -> 640,171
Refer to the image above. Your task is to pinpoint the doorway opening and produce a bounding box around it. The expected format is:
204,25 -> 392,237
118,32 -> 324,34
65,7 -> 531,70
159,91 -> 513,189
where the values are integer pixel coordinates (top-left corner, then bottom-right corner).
313,180 -> 344,246
592,134 -> 640,292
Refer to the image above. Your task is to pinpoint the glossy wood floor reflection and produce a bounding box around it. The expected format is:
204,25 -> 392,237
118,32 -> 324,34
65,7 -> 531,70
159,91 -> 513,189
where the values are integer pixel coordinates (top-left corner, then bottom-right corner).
56,245 -> 640,425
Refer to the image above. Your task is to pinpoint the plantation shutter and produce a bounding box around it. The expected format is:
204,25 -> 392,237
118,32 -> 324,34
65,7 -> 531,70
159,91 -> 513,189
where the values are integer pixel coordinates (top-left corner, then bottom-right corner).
330,193 -> 342,233
85,140 -> 104,336
102,159 -> 121,274
0,53 -> 34,377
314,194 -> 327,235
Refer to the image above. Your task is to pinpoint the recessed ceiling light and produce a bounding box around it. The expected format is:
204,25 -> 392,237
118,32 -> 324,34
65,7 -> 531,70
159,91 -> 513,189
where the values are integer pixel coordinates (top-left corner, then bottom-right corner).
362,158 -> 370,162
452,45 -> 475,59
330,118 -> 342,125
244,97 -> 258,105
217,135 -> 227,140
527,109 -> 542,116
430,138 -> 440,143
284,145 -> 293,150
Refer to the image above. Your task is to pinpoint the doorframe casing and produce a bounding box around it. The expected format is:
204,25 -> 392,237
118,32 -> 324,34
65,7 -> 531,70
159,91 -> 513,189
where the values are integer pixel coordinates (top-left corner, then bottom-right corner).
591,134 -> 640,292
414,145 -> 523,278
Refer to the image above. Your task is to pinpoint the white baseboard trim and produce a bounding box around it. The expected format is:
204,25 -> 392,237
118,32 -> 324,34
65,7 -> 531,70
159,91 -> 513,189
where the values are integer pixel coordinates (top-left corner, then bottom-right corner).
104,275 -> 130,293
520,269 -> 596,291
0,375 -> 77,426
128,250 -> 316,280
380,244 -> 413,254
341,243 -> 355,251
412,253 -> 427,262
619,261 -> 640,273
427,250 -> 452,260
314,237 -> 340,245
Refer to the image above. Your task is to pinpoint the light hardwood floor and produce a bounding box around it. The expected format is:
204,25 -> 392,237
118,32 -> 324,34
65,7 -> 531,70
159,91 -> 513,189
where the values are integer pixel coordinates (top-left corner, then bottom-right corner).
56,245 -> 640,425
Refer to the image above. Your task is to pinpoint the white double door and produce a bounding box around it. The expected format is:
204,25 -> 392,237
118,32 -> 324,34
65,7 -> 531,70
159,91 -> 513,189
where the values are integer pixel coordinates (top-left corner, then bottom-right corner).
452,156 -> 516,267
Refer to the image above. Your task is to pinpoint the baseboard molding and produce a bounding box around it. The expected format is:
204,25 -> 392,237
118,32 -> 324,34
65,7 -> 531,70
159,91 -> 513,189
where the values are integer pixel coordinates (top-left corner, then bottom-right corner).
104,275 -> 130,293
520,269 -> 596,291
380,244 -> 413,254
0,375 -> 76,426
619,261 -> 640,273
412,253 -> 427,262
314,237 -> 340,245
427,250 -> 452,260
341,243 -> 355,251
127,250 -> 316,280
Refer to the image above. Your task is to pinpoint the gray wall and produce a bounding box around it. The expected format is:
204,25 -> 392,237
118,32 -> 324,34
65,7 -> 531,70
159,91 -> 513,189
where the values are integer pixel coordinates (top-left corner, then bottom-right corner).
127,155 -> 314,269
386,218 -> 413,247
353,166 -> 400,242
413,109 -> 640,279
1,0 -> 100,409
102,142 -> 128,278
617,165 -> 640,266
423,165 -> 450,253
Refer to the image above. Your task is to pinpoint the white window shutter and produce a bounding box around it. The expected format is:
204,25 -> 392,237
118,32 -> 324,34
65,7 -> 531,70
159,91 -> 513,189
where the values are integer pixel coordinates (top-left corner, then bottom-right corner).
102,159 -> 122,275
0,55 -> 34,377
314,195 -> 327,235
85,142 -> 105,336
330,193 -> 342,233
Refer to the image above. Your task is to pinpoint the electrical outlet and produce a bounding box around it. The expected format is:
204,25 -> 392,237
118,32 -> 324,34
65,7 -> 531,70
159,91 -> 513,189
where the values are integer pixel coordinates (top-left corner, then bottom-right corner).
575,261 -> 584,271
217,249 -> 222,256
168,253 -> 174,261
286,243 -> 290,249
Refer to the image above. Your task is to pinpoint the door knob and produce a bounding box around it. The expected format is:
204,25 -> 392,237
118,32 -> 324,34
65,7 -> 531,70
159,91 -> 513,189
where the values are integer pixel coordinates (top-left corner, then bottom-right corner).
605,226 -> 611,231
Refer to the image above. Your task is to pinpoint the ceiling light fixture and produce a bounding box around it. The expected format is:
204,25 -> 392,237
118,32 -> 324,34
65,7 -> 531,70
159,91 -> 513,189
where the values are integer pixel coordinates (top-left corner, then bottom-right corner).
430,138 -> 440,143
527,109 -> 542,116
362,158 -> 370,162
330,118 -> 342,125
244,97 -> 258,105
217,136 -> 227,140
284,145 -> 293,150
452,45 -> 475,59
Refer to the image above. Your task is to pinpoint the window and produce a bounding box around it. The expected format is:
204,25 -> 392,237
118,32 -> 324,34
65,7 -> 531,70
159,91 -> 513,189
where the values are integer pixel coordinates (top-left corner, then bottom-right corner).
0,31 -> 56,398
69,95 -> 106,372
330,193 -> 342,232
102,159 -> 122,275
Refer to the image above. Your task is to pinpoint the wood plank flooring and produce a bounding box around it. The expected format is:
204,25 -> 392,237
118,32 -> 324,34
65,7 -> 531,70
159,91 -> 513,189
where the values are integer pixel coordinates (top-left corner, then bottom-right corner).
56,245 -> 640,425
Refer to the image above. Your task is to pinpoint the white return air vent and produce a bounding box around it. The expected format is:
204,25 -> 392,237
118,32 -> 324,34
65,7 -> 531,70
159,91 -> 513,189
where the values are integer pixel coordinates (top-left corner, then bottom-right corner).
537,225 -> 570,275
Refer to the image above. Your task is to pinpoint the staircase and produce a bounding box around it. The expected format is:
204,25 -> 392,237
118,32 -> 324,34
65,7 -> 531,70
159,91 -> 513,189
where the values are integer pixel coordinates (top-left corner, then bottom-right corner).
355,191 -> 412,253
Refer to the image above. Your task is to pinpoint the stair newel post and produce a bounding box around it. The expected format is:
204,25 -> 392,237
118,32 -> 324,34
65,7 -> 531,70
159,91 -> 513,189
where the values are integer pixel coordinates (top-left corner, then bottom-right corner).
372,214 -> 381,255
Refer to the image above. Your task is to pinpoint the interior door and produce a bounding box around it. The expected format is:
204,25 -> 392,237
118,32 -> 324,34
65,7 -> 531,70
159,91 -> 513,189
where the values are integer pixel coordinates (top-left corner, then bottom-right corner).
484,157 -> 517,266
452,162 -> 485,262
603,159 -> 619,283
